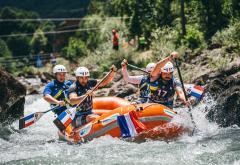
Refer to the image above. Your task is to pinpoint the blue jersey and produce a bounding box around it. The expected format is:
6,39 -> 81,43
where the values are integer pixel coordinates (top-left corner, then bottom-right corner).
139,76 -> 150,99
136,75 -> 159,103
43,80 -> 72,115
148,76 -> 181,108
68,79 -> 97,116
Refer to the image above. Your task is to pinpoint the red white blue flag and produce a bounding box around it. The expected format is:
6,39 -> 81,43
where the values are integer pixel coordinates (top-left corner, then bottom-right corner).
19,113 -> 35,129
191,85 -> 204,99
53,107 -> 76,131
185,84 -> 204,99
117,111 -> 146,138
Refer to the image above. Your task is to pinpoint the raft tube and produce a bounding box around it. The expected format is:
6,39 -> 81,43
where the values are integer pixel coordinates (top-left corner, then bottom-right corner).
60,97 -> 185,143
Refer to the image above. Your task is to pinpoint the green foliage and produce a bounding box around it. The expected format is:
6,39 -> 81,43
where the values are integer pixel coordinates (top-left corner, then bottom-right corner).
30,29 -> 48,54
6,35 -> 31,56
62,37 -> 88,61
22,66 -> 37,75
108,0 -> 173,45
211,22 -> 240,51
0,0 -> 90,18
182,25 -> 205,50
0,39 -> 12,58
0,7 -> 39,35
63,14 -> 128,62
151,27 -> 179,58
76,15 -> 103,50
79,40 -> 135,78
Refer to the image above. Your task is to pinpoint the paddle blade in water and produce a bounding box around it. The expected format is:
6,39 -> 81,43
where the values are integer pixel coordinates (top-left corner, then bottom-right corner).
19,113 -> 35,130
19,112 -> 43,130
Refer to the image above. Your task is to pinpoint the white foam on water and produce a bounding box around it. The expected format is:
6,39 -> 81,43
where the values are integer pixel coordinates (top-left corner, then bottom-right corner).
0,95 -> 240,165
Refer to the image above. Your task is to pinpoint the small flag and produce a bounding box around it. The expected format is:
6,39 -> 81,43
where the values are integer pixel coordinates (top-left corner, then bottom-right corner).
117,111 -> 146,138
53,107 -> 76,131
190,85 -> 204,99
19,113 -> 35,129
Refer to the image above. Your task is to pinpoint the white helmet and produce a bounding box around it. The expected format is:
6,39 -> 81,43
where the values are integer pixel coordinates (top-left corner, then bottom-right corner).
145,63 -> 156,72
161,62 -> 174,73
75,67 -> 90,77
53,65 -> 67,74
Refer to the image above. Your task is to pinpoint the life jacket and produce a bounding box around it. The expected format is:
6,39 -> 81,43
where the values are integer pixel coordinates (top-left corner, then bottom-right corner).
47,80 -> 72,105
148,77 -> 176,108
137,76 -> 159,103
138,75 -> 150,99
71,80 -> 97,116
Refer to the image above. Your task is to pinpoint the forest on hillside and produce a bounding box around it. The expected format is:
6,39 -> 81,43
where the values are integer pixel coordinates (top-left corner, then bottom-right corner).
0,0 -> 239,75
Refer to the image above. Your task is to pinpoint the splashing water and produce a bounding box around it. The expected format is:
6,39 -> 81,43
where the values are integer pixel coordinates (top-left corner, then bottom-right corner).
0,94 -> 240,165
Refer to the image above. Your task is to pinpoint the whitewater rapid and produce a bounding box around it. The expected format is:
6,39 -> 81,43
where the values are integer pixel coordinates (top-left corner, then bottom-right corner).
0,95 -> 240,165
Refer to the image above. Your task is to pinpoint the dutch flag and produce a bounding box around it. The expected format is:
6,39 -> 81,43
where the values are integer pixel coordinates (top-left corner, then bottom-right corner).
191,85 -> 204,99
19,113 -> 35,129
117,111 -> 146,138
53,108 -> 76,131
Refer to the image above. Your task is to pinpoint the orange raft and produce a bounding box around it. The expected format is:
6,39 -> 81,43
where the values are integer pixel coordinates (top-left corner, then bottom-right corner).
60,97 -> 185,143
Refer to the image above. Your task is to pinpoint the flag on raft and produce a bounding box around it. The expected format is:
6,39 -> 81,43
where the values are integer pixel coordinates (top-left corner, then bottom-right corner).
19,113 -> 36,129
190,85 -> 204,99
117,111 -> 146,138
185,84 -> 205,99
53,107 -> 76,131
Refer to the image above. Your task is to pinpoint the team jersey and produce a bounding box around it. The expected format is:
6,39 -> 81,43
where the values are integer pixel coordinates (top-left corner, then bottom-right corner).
148,76 -> 182,108
68,79 -> 97,116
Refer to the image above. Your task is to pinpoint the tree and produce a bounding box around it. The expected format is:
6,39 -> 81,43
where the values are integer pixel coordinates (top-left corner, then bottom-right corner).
6,35 -> 31,56
30,29 -> 47,54
76,15 -> 103,50
62,37 -> 88,61
180,0 -> 186,36
0,39 -> 12,58
200,0 -> 229,38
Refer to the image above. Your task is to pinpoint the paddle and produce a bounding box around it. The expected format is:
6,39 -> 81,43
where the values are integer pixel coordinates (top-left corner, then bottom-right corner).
127,63 -> 149,74
53,68 -> 116,131
174,59 -> 196,135
19,106 -> 59,130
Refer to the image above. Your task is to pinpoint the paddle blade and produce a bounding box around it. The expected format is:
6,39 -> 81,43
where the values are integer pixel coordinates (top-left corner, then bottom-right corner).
19,112 -> 44,130
53,108 -> 76,131
19,113 -> 35,130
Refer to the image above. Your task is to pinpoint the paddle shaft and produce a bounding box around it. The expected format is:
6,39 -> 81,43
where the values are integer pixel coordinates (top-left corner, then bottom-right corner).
127,63 -> 149,74
19,106 -> 60,129
174,59 -> 196,133
42,106 -> 60,113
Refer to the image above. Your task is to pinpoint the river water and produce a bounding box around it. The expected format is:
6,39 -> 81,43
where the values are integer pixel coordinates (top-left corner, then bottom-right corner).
0,95 -> 240,165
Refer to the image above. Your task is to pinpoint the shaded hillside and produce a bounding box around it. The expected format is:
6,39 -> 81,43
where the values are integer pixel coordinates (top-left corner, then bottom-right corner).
0,0 -> 91,18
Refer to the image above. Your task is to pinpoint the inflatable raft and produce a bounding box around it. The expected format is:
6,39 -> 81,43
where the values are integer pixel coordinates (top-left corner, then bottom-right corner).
59,97 -> 185,143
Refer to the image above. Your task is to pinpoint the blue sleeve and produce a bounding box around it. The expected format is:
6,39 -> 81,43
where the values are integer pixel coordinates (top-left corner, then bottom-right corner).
66,80 -> 73,87
43,82 -> 54,96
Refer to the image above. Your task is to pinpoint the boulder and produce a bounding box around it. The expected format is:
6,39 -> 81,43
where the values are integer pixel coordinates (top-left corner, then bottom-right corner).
0,69 -> 26,123
198,63 -> 240,127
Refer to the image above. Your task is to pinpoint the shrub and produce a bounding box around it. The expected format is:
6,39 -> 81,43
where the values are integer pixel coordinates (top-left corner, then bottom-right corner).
182,25 -> 205,50
150,27 -> 179,59
211,22 -> 240,51
62,37 -> 88,61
